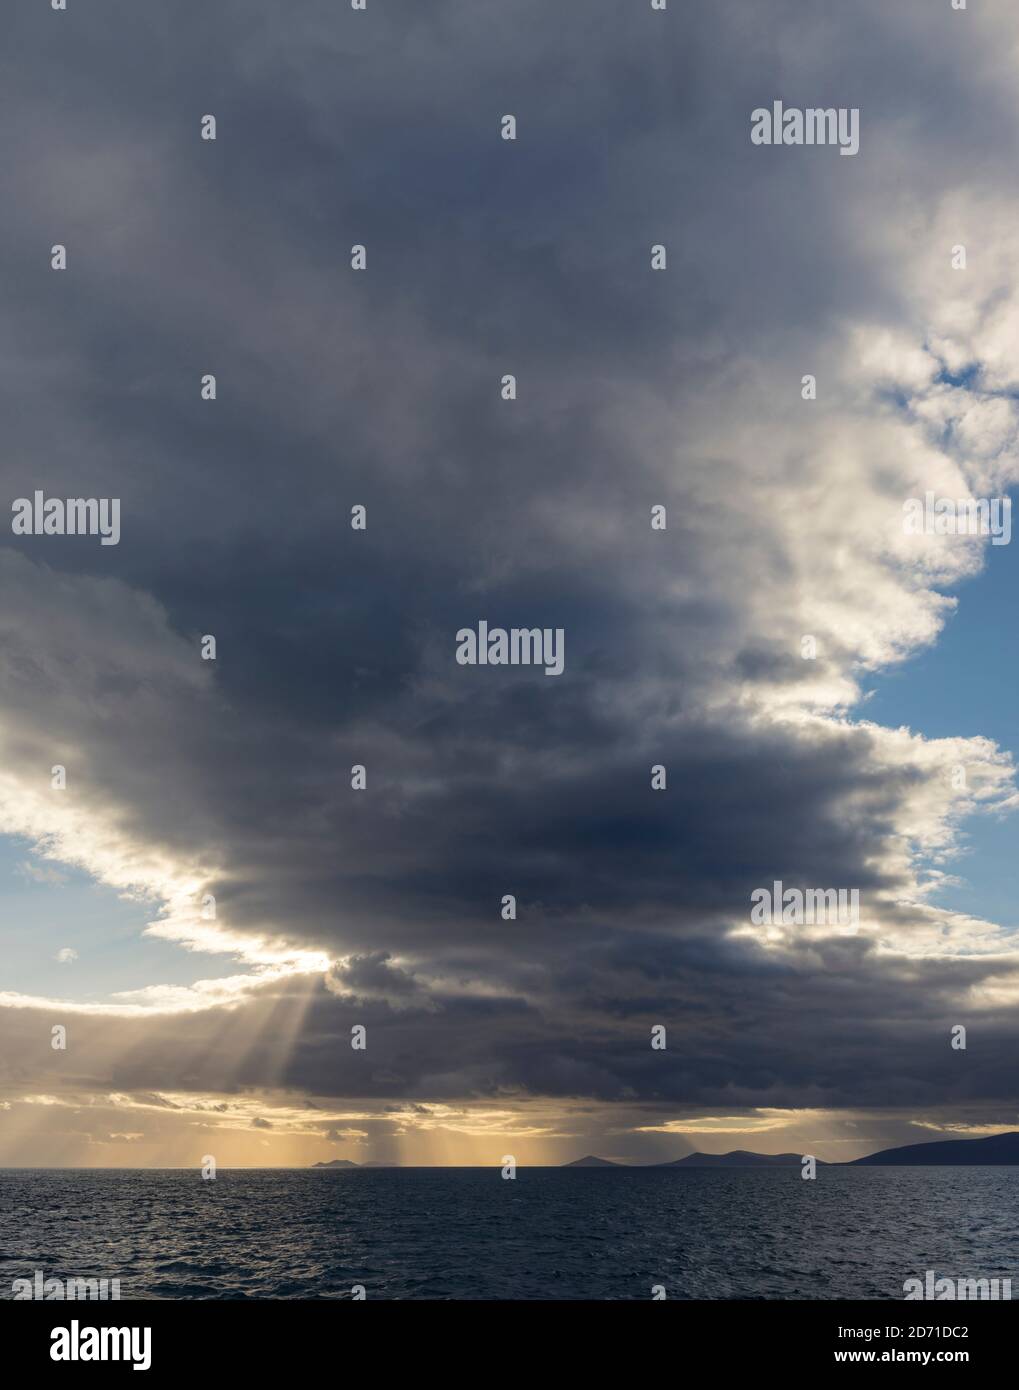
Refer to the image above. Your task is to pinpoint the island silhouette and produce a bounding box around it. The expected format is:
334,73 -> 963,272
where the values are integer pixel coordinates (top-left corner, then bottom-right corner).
312,1131 -> 1019,1168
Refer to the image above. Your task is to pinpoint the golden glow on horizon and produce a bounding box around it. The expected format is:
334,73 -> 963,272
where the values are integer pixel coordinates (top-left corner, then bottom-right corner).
1,1094 -> 992,1169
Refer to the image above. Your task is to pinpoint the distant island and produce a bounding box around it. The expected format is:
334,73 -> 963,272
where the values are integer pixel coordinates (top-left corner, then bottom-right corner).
665,1150 -> 814,1167
557,1131 -> 1019,1168
311,1158 -> 398,1168
558,1150 -> 815,1168
310,1131 -> 1019,1169
849,1130 -> 1019,1166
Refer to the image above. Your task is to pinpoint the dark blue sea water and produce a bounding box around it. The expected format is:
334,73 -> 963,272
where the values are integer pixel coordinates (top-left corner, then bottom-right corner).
1,1166 -> 1016,1300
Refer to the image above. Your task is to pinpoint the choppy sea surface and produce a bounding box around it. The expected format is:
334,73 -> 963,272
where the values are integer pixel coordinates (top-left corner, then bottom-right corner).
1,1166 -> 1016,1300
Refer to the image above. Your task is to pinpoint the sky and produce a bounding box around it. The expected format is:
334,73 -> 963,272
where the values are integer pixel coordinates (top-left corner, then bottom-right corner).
3,0 -> 1019,1168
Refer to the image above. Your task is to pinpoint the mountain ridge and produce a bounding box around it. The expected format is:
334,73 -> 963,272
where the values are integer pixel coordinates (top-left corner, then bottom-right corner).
849,1130 -> 1019,1166
309,1131 -> 1019,1168
664,1150 -> 814,1168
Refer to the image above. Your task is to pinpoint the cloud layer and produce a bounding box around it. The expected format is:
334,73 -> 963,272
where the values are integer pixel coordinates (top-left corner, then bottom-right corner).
2,0 -> 1019,1162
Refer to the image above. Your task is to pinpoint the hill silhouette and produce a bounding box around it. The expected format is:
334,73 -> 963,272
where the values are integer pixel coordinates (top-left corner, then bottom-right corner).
664,1150 -> 811,1167
851,1131 -> 1019,1165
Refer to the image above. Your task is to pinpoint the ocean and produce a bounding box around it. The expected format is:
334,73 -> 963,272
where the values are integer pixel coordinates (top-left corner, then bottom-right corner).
1,1166 -> 1016,1301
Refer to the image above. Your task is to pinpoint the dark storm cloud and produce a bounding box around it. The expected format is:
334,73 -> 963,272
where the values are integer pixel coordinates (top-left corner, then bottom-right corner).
2,0 -> 1019,1128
